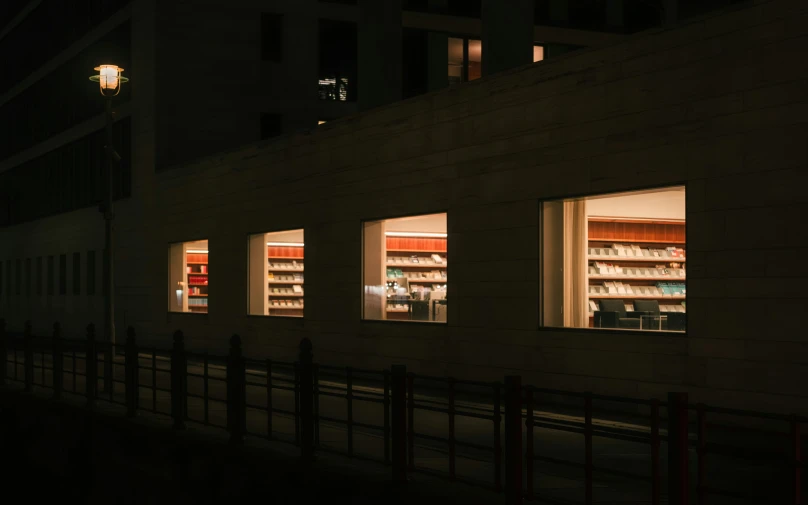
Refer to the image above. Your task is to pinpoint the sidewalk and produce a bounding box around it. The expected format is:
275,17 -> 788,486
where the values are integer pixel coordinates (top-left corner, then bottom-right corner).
1,383 -> 504,505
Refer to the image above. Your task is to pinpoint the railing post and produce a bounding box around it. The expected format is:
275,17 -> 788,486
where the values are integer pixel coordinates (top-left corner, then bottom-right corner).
651,399 -> 661,505
125,326 -> 138,417
668,392 -> 689,505
391,364 -> 407,486
696,404 -> 706,505
227,334 -> 246,444
23,320 -> 33,392
346,366 -> 354,456
86,323 -> 97,407
792,416 -> 801,505
298,337 -> 314,461
494,382 -> 502,493
0,318 -> 7,387
585,392 -> 593,505
407,373 -> 415,472
171,330 -> 187,430
525,386 -> 534,500
448,377 -> 456,480
504,375 -> 523,505
383,370 -> 390,464
103,327 -> 113,395
52,323 -> 62,399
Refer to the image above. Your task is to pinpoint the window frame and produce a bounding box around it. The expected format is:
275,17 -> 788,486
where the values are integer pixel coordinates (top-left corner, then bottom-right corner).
167,238 -> 210,315
260,12 -> 284,62
360,210 -> 449,325
246,227 -> 307,319
538,183 -> 689,335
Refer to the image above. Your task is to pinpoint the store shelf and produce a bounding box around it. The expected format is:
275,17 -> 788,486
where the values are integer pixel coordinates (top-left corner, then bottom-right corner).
386,263 -> 447,268
188,294 -> 208,298
589,256 -> 686,263
268,256 -> 305,259
404,278 -> 447,283
188,272 -> 208,276
589,275 -> 686,281
268,267 -> 304,272
589,238 -> 686,245
186,262 -> 208,265
589,294 -> 686,300
268,293 -> 303,297
188,283 -> 209,287
386,308 -> 410,313
387,249 -> 447,253
268,280 -> 304,284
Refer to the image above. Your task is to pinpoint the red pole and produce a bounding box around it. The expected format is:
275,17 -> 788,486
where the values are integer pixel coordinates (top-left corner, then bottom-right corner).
651,399 -> 660,505
697,405 -> 706,505
585,392 -> 593,505
526,387 -> 534,500
793,417 -> 801,505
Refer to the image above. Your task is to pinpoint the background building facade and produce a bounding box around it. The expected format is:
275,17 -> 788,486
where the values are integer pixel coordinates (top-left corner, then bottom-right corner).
3,0 -> 805,413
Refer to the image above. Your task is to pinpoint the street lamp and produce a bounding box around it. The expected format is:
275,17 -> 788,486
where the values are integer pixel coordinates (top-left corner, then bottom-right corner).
89,64 -> 129,390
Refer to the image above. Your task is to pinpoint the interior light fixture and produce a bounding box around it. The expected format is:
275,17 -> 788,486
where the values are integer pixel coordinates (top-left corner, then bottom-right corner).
186,250 -> 209,253
267,242 -> 304,247
385,232 -> 447,238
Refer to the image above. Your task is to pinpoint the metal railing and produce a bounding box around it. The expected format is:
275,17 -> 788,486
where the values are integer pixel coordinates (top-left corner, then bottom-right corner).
0,318 -> 804,505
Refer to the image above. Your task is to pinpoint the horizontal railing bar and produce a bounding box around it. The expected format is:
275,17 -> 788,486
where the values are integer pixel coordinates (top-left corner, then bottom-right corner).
411,431 -> 449,445
690,404 -> 806,423
454,439 -> 495,452
702,486 -> 770,502
533,455 -> 583,468
591,464 -> 652,482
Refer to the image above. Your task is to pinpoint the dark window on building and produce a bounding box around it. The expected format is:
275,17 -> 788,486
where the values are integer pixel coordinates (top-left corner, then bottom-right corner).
0,117 -> 131,227
318,19 -> 358,102
446,0 -> 481,17
261,13 -> 283,62
87,251 -> 96,296
47,256 -> 54,295
72,252 -> 80,295
25,258 -> 31,296
15,259 -> 21,295
0,0 -> 29,29
402,0 -> 429,13
36,257 -> 42,295
402,29 -> 429,99
260,114 -> 283,140
0,0 -> 131,96
568,0 -> 608,31
0,22 -> 131,162
0,260 -> 3,297
59,254 -> 66,295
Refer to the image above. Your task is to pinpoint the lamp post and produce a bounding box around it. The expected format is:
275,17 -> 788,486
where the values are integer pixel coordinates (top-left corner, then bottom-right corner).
89,65 -> 129,390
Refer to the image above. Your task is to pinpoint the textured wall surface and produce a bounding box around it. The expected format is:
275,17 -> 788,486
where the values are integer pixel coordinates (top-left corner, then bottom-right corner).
2,0 -> 807,413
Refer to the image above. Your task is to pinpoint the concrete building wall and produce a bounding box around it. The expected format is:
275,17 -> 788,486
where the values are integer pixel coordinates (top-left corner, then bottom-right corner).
2,0 -> 806,413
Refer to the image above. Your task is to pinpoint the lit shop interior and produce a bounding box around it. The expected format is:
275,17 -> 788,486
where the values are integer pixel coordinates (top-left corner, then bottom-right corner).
168,239 -> 210,313
248,229 -> 305,317
363,213 -> 447,323
542,186 -> 686,332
